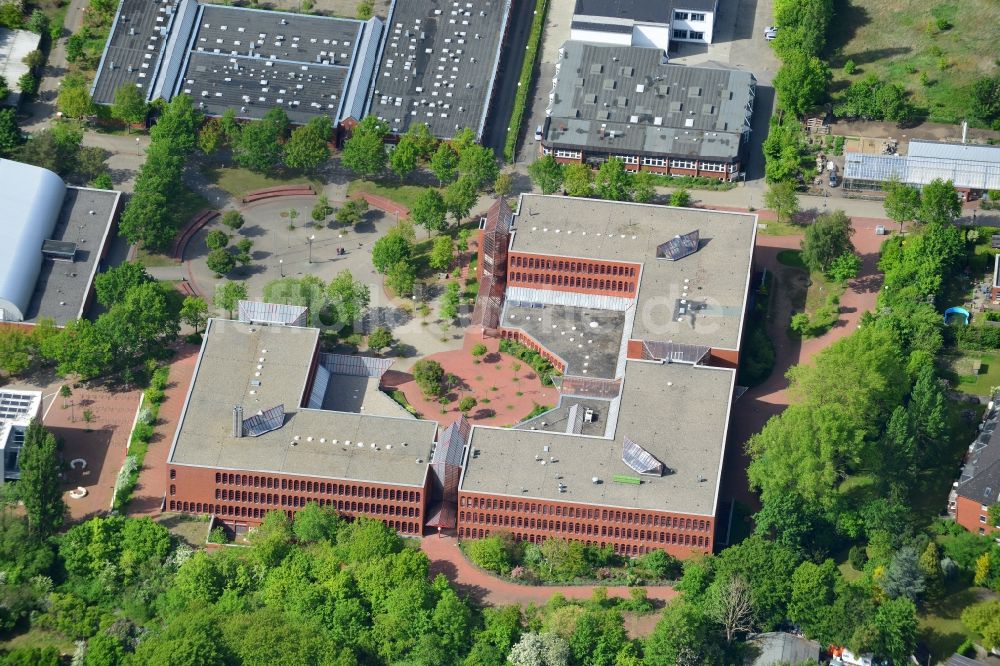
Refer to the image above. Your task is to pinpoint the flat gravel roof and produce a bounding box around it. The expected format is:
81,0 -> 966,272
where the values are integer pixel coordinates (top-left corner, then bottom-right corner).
169,319 -> 438,486
92,0 -> 177,104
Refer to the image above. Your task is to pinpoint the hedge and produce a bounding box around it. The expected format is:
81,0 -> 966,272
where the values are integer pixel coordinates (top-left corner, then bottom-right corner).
112,366 -> 170,512
499,338 -> 558,386
502,0 -> 549,162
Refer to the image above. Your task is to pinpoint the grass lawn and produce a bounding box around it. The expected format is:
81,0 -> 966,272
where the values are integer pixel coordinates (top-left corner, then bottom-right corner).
777,249 -> 807,269
347,179 -> 431,211
776,249 -> 845,336
202,165 -> 320,199
947,351 -> 1000,397
828,0 -> 1000,124
0,628 -> 75,656
918,586 -> 984,663
757,219 -> 805,236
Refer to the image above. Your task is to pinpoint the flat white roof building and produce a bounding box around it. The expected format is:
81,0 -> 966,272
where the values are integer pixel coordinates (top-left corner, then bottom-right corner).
0,390 -> 42,482
0,28 -> 42,107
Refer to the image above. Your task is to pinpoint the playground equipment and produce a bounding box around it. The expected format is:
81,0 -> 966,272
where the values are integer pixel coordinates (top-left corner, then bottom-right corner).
944,306 -> 970,325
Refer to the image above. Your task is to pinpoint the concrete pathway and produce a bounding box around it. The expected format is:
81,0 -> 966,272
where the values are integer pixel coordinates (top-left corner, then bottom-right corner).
421,534 -> 677,607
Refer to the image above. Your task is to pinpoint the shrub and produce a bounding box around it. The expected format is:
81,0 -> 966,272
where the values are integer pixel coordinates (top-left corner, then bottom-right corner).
208,526 -> 227,544
843,59 -> 856,75
849,544 -> 868,571
205,229 -> 229,250
458,396 -> 477,413
502,0 -> 548,161
221,210 -> 244,230
467,534 -> 515,575
471,343 -> 487,358
413,359 -> 445,397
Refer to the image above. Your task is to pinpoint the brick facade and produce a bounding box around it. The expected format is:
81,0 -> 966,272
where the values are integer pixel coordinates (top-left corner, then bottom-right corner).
955,494 -> 1000,537
168,463 -> 428,535
507,252 -> 640,298
458,491 -> 713,558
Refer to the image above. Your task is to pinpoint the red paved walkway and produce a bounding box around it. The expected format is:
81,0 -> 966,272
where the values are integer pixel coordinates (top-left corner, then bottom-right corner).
392,336 -> 559,427
718,215 -> 886,511
420,534 -> 677,607
45,387 -> 142,523
127,344 -> 200,517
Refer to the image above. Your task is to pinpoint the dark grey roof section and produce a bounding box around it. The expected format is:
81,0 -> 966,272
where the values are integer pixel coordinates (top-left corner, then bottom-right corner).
433,416 -> 470,466
570,21 -> 633,34
944,655 -> 986,666
749,632 -> 820,666
670,0 -> 719,12
573,0 -> 669,24
543,42 -> 755,162
956,407 -> 1000,506
92,0 -> 181,104
657,230 -> 700,260
365,0 -> 512,139
243,404 -> 285,437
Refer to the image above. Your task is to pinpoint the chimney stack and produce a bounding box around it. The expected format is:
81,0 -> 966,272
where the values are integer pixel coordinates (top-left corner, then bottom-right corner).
233,406 -> 244,438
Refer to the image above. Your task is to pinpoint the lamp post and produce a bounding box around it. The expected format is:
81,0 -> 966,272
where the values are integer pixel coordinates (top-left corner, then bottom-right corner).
307,234 -> 316,264
279,258 -> 284,277
135,137 -> 140,156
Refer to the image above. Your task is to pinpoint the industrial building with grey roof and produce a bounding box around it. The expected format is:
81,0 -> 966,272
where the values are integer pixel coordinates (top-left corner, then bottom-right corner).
0,159 -> 121,325
92,0 -> 383,124
541,42 -> 754,177
364,0 -> 512,139
459,194 -> 757,527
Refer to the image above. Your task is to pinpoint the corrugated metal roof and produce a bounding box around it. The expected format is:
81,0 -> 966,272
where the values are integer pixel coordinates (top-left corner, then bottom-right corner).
843,152 -> 1000,191
907,140 -> 1000,164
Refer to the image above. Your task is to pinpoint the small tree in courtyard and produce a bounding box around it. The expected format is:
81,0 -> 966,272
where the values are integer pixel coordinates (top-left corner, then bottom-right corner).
413,359 -> 445,397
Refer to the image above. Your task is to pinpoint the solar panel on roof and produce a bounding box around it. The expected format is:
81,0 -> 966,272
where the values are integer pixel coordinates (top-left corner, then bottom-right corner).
656,230 -> 699,260
242,404 -> 285,437
622,437 -> 665,476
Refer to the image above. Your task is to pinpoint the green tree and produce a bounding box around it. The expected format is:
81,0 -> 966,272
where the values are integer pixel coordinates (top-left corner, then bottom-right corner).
970,74 -> 1000,125
828,252 -> 861,283
411,188 -> 448,236
801,210 -> 855,274
429,234 -> 455,271
90,172 -> 114,189
643,600 -> 721,666
444,175 -> 478,224
788,559 -> 838,641
883,176 -> 921,231
335,198 -> 369,226
17,72 -> 38,97
595,158 -> 631,201
180,296 -> 209,334
467,535 -> 512,574
283,115 -> 332,173
440,281 -> 461,321
538,538 -> 588,581
528,155 -> 564,194
386,260 -> 416,297
509,632 -> 571,666
0,327 -> 33,375
563,163 -> 593,197
94,261 -> 153,308
494,172 -> 513,198
17,420 -> 65,538
458,144 -> 499,190
131,612 -> 231,666
342,117 -> 389,178
773,51 -> 831,117
214,281 -> 247,318
119,192 -> 174,251
327,269 -> 370,325
371,231 -> 412,274
430,142 -> 459,185
198,118 -> 223,154
367,326 -> 393,352
235,108 -> 289,173
772,0 -> 832,57
918,178 -> 961,225
207,248 -> 236,275
865,598 -> 918,663
458,396 -> 477,413
26,9 -> 48,34
205,229 -> 229,251
39,318 -> 112,379
962,601 -> 1000,650
292,501 -> 342,543
834,75 -> 913,122
632,171 -> 655,203
110,84 -> 148,131
390,135 -> 420,180
57,82 -> 94,119
404,122 -> 436,159
149,94 -> 201,153
413,359 -> 445,397
764,181 -> 800,223
0,108 -> 21,156
881,546 -> 925,601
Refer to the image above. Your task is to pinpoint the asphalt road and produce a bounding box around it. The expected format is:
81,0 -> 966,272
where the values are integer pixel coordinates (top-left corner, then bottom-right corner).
480,0 -> 537,157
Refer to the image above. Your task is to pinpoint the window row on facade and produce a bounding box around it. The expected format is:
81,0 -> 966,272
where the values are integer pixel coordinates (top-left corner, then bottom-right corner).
459,510 -> 710,546
209,471 -> 420,503
167,500 -> 421,534
508,272 -> 636,293
205,489 -> 420,517
460,496 -> 711,532
457,527 -> 704,556
511,256 -> 637,277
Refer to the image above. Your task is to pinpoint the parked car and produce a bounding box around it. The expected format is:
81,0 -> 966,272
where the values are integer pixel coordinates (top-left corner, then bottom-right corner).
829,171 -> 838,187
534,125 -> 543,141
763,26 -> 778,40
